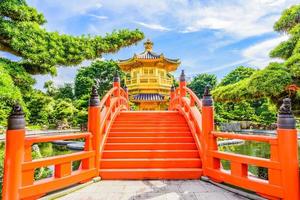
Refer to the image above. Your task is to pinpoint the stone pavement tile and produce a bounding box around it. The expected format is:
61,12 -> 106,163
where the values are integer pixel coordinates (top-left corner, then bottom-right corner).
58,191 -> 109,200
130,191 -> 183,200
138,180 -> 180,193
57,180 -> 249,200
194,192 -> 230,200
179,191 -> 198,200
223,191 -> 249,200
178,181 -> 208,193
201,182 -> 227,193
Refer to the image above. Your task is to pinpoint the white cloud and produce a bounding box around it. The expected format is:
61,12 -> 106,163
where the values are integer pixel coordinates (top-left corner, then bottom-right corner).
200,59 -> 251,74
88,14 -> 108,20
134,21 -> 171,31
98,0 -> 299,38
28,0 -> 102,19
242,35 -> 289,68
175,0 -> 299,37
28,0 -> 299,38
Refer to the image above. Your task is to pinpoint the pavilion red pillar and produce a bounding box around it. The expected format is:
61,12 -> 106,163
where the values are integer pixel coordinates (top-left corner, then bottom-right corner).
276,98 -> 299,200
2,105 -> 26,200
87,86 -> 101,172
201,86 -> 219,177
179,70 -> 186,97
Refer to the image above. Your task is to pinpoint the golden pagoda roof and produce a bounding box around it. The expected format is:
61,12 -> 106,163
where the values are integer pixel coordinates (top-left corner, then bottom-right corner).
118,39 -> 180,72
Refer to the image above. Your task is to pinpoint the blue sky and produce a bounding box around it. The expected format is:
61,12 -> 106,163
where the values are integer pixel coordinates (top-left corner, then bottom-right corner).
21,0 -> 299,88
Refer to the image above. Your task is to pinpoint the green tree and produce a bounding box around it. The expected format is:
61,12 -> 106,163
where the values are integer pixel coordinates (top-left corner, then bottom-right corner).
75,60 -> 124,99
0,0 -> 144,126
56,83 -> 74,100
44,80 -> 58,97
0,62 -> 27,125
53,99 -> 77,128
188,74 -> 217,98
212,5 -> 300,115
0,0 -> 144,75
24,90 -> 55,125
219,66 -> 255,86
213,66 -> 277,125
212,63 -> 293,105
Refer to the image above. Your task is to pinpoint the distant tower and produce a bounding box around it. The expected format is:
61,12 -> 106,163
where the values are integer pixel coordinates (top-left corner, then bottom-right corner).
118,39 -> 180,110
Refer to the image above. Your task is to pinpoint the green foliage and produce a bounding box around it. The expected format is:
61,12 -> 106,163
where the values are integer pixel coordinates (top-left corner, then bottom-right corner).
56,84 -> 74,100
44,80 -> 57,97
215,101 -> 255,122
219,66 -> 255,86
212,63 -> 292,102
75,60 -> 124,99
271,4 -> 300,88
0,0 -> 144,75
212,4 -> 300,116
0,0 -> 144,126
24,90 -> 55,125
0,62 -> 27,125
53,99 -> 77,127
273,4 -> 300,33
188,73 -> 217,98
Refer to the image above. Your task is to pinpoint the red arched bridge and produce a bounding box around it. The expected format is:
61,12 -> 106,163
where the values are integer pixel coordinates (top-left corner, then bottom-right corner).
2,71 -> 299,200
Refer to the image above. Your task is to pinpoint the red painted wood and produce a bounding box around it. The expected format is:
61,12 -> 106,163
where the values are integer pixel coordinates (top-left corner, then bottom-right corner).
99,111 -> 202,179
102,150 -> 200,159
100,168 -> 203,180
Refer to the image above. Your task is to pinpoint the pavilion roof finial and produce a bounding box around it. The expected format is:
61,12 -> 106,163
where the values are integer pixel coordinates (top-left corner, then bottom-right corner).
144,39 -> 153,51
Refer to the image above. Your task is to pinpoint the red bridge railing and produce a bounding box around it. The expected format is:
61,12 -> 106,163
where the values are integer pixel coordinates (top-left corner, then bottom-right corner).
2,69 -> 299,200
2,73 -> 129,200
169,70 -> 299,200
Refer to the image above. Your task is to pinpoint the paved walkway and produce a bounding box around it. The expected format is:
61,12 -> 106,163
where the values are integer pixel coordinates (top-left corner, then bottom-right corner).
58,180 -> 248,200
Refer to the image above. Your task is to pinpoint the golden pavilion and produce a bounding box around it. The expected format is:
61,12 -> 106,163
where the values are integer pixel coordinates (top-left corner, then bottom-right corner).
118,39 -> 180,110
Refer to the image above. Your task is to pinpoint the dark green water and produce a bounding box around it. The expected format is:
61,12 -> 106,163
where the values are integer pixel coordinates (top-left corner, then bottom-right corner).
219,140 -> 300,180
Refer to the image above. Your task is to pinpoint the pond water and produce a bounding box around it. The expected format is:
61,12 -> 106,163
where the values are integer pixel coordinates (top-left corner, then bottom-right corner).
219,140 -> 300,180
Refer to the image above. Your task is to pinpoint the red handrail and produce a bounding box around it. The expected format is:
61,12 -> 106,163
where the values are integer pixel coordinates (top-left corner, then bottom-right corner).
169,78 -> 299,200
169,86 -> 204,167
2,80 -> 130,200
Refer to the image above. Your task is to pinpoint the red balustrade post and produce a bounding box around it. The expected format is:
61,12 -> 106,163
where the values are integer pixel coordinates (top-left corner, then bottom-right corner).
276,98 -> 299,200
201,86 -> 219,177
88,86 -> 101,172
124,85 -> 129,109
169,85 -> 175,110
2,105 -> 26,200
179,70 -> 186,98
170,85 -> 175,100
113,72 -> 121,106
124,85 -> 129,100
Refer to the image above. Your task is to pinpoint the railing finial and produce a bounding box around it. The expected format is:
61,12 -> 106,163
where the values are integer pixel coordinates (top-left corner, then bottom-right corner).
113,71 -> 120,82
89,85 -> 100,106
171,85 -> 175,92
202,84 -> 213,106
204,84 -> 211,96
124,85 -> 128,92
7,104 -> 25,130
277,97 -> 295,129
180,70 -> 185,82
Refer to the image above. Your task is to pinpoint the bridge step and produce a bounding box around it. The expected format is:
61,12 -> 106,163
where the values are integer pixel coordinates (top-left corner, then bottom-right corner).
101,158 -> 202,169
110,127 -> 191,132
102,150 -> 200,159
105,143 -> 197,150
112,123 -> 188,127
99,168 -> 203,180
109,132 -> 192,137
107,137 -> 194,143
100,111 -> 202,180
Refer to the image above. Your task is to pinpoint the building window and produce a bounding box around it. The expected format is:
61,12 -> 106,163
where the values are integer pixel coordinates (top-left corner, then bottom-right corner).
143,69 -> 148,75
159,70 -> 165,77
149,68 -> 154,75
